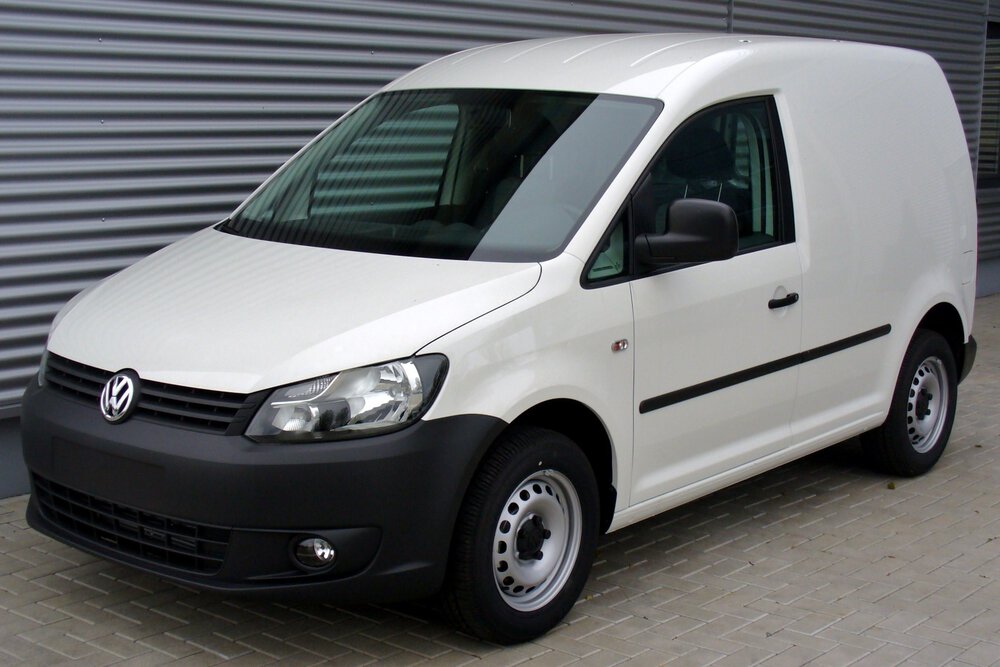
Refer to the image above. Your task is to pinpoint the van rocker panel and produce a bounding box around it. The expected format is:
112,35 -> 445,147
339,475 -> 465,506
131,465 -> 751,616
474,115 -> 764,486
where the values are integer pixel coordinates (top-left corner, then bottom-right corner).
20,381 -> 505,599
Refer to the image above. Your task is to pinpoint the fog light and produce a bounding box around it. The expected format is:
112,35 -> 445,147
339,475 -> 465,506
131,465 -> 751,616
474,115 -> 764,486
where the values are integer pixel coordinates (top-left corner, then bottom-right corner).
294,537 -> 336,569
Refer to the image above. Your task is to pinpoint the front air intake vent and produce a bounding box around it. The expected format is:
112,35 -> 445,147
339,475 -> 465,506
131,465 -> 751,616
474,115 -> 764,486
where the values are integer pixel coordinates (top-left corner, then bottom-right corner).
33,475 -> 230,575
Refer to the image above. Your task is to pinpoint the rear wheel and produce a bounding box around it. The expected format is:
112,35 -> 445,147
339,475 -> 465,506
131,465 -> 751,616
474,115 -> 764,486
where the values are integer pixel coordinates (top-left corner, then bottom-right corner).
862,329 -> 957,477
444,426 -> 598,644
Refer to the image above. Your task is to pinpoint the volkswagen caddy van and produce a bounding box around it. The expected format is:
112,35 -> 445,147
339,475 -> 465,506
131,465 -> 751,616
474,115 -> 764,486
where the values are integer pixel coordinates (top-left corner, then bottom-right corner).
21,34 -> 977,643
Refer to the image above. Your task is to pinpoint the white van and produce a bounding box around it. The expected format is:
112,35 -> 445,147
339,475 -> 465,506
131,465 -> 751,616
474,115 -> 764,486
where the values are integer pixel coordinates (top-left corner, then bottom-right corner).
22,34 -> 977,643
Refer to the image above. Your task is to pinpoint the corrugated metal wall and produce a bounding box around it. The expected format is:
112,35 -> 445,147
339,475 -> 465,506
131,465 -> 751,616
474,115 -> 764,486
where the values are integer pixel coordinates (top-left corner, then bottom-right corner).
980,33 -> 1000,261
978,2 -> 1000,261
978,189 -> 1000,257
981,37 -> 1000,175
0,0 -> 991,414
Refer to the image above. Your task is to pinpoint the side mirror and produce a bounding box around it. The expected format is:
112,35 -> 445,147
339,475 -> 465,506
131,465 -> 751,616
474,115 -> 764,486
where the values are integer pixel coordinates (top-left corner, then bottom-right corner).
636,198 -> 739,265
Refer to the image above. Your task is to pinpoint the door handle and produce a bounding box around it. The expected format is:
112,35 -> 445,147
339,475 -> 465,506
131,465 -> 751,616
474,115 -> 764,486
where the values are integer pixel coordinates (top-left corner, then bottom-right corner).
768,292 -> 799,309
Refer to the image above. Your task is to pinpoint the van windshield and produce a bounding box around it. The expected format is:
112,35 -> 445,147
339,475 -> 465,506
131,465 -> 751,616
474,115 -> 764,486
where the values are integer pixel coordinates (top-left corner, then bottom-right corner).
220,89 -> 660,261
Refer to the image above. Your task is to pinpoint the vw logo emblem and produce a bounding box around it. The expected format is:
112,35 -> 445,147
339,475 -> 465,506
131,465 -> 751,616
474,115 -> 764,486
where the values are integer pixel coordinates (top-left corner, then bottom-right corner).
99,371 -> 140,423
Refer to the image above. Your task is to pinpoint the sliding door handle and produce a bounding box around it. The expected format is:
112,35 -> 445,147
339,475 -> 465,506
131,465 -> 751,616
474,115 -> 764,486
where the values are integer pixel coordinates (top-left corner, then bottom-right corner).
768,292 -> 800,309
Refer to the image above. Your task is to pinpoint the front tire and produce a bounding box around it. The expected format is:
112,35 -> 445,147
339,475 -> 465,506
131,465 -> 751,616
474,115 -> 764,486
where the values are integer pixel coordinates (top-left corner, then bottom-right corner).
444,426 -> 599,644
862,329 -> 957,477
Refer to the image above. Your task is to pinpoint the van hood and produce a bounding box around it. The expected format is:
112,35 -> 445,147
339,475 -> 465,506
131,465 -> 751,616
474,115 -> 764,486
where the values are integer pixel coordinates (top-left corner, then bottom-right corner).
48,228 -> 541,394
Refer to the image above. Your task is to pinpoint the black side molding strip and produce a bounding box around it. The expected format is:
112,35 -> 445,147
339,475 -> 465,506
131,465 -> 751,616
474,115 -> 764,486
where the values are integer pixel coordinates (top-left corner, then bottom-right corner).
639,324 -> 891,415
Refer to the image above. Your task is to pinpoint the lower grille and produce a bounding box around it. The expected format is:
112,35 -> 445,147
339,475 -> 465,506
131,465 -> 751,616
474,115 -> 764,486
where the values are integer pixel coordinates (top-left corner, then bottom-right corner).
33,475 -> 230,575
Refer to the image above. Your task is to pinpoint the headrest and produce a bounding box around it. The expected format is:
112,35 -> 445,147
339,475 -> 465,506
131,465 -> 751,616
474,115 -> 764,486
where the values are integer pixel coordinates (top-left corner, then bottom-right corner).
664,126 -> 734,181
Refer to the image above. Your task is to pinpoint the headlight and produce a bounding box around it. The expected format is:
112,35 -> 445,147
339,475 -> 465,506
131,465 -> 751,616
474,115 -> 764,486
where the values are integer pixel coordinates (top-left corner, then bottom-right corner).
246,355 -> 447,442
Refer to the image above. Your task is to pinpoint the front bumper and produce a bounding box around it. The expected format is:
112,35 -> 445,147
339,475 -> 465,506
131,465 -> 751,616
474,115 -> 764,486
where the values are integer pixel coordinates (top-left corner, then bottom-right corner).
20,381 -> 504,601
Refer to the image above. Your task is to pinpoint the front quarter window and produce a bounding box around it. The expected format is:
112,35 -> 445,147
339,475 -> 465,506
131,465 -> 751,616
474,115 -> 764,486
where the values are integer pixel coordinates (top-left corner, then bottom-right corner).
222,89 -> 660,262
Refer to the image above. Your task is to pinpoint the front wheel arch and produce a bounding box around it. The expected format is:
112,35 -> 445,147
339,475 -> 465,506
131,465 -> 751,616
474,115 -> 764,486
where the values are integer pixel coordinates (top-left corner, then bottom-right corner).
510,399 -> 616,532
442,425 -> 600,643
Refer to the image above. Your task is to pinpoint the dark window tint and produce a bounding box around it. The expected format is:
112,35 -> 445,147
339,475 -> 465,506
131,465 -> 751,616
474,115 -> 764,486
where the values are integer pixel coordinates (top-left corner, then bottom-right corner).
642,98 -> 788,252
222,89 -> 661,262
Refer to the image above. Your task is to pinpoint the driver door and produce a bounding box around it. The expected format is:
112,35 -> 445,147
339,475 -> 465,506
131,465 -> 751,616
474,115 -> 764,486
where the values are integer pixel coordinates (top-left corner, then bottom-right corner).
628,97 -> 803,505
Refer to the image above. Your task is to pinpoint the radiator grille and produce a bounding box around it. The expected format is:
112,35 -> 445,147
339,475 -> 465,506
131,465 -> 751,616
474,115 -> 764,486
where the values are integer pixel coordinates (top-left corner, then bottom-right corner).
44,353 -> 250,434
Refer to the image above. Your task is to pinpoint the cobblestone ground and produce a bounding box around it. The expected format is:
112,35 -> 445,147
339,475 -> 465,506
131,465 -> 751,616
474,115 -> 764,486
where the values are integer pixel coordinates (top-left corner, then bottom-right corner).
2,295 -> 999,666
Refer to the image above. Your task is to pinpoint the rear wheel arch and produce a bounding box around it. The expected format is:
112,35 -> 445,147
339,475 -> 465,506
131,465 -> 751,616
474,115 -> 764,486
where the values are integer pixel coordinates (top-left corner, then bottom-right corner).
862,329 -> 957,476
915,302 -> 966,375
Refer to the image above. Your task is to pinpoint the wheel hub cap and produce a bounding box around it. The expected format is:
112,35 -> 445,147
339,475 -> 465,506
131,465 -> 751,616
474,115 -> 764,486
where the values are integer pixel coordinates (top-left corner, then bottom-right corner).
492,470 -> 582,612
906,356 -> 949,454
915,388 -> 932,420
515,515 -> 551,560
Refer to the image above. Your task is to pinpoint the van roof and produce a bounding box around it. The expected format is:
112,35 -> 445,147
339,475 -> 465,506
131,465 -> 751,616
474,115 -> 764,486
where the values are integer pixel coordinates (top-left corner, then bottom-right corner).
384,33 -> 922,100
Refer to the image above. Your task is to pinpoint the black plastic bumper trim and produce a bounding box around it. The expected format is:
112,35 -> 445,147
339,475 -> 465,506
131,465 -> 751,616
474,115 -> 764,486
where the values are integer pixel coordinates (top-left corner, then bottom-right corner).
33,473 -> 230,575
959,335 -> 977,384
639,324 -> 892,414
21,381 -> 505,600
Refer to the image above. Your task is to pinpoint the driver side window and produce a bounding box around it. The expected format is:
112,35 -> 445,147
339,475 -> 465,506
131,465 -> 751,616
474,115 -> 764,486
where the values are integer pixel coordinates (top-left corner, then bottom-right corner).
644,97 -> 790,252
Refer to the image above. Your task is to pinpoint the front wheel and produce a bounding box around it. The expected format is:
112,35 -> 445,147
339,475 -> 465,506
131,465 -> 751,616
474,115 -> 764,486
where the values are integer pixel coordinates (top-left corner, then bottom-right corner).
861,329 -> 957,477
444,426 -> 599,644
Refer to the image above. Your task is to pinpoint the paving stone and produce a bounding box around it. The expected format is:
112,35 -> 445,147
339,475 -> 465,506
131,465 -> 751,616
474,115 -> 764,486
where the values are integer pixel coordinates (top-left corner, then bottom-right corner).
137,632 -> 205,660
84,633 -> 149,660
955,640 -> 1000,667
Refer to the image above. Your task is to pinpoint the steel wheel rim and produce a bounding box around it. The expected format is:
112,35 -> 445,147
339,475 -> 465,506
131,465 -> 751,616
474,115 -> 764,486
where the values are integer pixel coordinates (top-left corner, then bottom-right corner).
907,356 -> 949,454
492,469 -> 582,612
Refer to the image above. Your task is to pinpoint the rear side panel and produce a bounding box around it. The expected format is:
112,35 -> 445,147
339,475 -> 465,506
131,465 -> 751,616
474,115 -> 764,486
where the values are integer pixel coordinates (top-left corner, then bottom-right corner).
608,41 -> 976,531
776,45 -> 976,443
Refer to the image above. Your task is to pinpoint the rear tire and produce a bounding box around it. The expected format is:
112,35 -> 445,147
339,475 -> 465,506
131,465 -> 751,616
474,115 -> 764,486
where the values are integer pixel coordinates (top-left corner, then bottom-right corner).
862,329 -> 957,477
443,426 -> 599,644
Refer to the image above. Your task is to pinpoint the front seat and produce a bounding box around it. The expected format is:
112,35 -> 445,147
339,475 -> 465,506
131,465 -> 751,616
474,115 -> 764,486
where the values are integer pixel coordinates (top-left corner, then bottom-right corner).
657,125 -> 751,236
